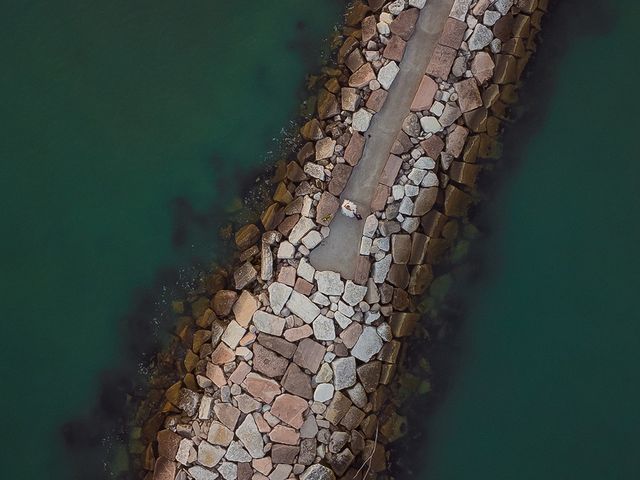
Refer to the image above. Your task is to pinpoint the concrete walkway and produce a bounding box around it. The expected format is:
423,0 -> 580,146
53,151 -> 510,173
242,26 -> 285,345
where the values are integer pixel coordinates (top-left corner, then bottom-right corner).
310,0 -> 455,278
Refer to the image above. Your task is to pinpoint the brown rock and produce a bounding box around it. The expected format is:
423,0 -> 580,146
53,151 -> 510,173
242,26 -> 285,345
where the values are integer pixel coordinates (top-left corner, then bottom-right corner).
494,14 -> 516,42
211,343 -> 235,365
409,232 -> 430,265
383,35 -> 407,62
421,209 -> 447,237
277,264 -> 297,287
283,324 -> 313,343
316,192 -> 340,226
344,132 -> 365,166
370,184 -> 390,211
261,203 -> 284,231
439,17 -> 467,49
450,160 -> 482,187
366,88 -> 388,112
277,214 -> 299,237
294,277 -> 314,295
298,438 -> 317,466
213,403 -> 241,430
293,338 -> 325,374
234,261 -> 257,290
391,130 -> 413,154
229,361 -> 252,385
354,255 -> 372,285
378,339 -> 401,364
317,89 -> 340,120
379,155 -> 403,187
341,87 -> 359,112
269,425 -> 300,445
315,137 -> 336,161
426,44 -> 456,80
235,224 -> 260,250
387,263 -> 410,289
340,406 -> 366,430
420,134 -> 444,160
300,118 -> 323,141
464,107 -> 488,133
328,164 -> 352,196
153,457 -> 176,480
282,363 -> 313,399
325,391 -> 353,426
348,63 -> 376,88
390,8 -> 420,40
390,312 -> 420,337
338,36 -> 359,65
410,75 -> 438,111
258,333 -> 296,359
212,290 -> 238,317
408,263 -> 433,295
271,444 -> 300,464
471,52 -> 495,84
244,372 -> 281,403
345,1 -> 370,26
340,322 -> 363,349
271,394 -> 309,429
345,48 -> 365,73
393,287 -> 410,311
357,361 -> 381,393
444,184 -> 472,217
232,291 -> 259,328
297,141 -> 315,164
493,54 -> 518,84
454,78 -> 482,113
412,187 -> 438,216
252,343 -> 288,378
207,421 -> 234,447
362,15 -> 377,43
157,429 -> 182,460
446,124 -> 469,157
237,462 -> 252,480
391,234 -> 411,264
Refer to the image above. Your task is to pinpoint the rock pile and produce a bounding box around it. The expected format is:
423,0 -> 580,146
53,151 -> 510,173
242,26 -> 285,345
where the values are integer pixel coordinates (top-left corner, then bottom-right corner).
141,1 -> 548,479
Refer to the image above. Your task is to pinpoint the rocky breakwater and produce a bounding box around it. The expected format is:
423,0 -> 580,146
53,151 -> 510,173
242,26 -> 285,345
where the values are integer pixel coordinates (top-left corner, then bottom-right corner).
142,1 -> 548,480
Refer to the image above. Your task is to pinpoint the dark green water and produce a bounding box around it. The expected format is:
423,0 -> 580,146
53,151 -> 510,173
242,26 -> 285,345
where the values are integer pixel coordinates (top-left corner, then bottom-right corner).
413,1 -> 640,479
0,1 -> 341,478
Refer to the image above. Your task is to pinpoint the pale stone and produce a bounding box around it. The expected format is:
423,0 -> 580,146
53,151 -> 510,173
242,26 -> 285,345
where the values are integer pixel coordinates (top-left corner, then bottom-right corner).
315,271 -> 344,296
399,196 -> 414,216
225,441 -> 252,463
334,311 -> 352,329
377,61 -> 399,90
450,0 -> 473,21
351,326 -> 384,362
360,236 -> 372,255
415,156 -> 436,169
188,465 -> 219,480
468,23 -> 493,51
372,254 -> 392,284
352,109 -> 373,132
332,356 -> 357,390
236,415 -> 265,459
310,292 -> 330,307
302,230 -> 323,249
268,282 -> 293,316
197,442 -> 225,468
289,217 -> 315,245
314,383 -> 335,403
409,0 -> 427,8
388,0 -> 405,15
420,115 -> 442,134
297,258 -> 315,283
313,315 -> 336,341
286,290 -> 321,323
300,464 -> 336,480
362,215 -> 378,237
303,162 -> 325,181
421,171 -> 439,187
208,422 -> 234,447
342,280 -> 368,306
221,320 -> 246,349
252,310 -> 286,336
277,240 -> 295,259
408,168 -> 427,184
494,0 -> 514,15
218,462 -> 237,480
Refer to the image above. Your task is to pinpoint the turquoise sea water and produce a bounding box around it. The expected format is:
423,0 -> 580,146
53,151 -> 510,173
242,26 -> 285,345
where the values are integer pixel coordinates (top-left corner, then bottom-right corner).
0,1 -> 341,478
410,1 -> 640,479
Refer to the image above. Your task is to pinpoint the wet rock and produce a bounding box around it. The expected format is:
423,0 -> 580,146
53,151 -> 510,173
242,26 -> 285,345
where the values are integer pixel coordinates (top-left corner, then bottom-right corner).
324,391 -> 353,425
212,290 -> 238,317
357,361 -> 382,393
454,78 -> 482,113
408,264 -> 433,295
348,63 -> 376,88
317,89 -> 339,120
153,458 -> 176,480
413,187 -> 438,216
300,118 -> 324,141
341,87 -> 359,112
235,224 -> 260,250
390,312 -> 420,337
471,51 -> 495,83
234,261 -> 257,290
315,137 -> 336,160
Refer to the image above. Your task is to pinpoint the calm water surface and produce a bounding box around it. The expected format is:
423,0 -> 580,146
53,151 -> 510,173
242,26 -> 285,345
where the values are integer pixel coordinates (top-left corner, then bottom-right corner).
413,1 -> 640,479
0,1 -> 341,478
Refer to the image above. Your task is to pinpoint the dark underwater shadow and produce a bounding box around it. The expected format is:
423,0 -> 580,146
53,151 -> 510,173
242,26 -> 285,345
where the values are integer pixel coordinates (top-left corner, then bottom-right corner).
390,0 -> 616,477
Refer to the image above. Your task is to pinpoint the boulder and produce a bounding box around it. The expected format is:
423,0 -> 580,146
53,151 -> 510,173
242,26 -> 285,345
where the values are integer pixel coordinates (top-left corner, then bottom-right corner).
410,75 -> 438,111
426,44 -> 456,80
316,192 -> 340,226
236,415 -> 264,459
317,89 -> 340,120
328,163 -> 352,196
439,17 -> 467,49
377,61 -> 399,90
344,132 -> 366,166
351,326 -> 384,362
212,290 -> 237,317
235,223 -> 260,250
454,78 -> 483,113
352,108 -> 373,132
390,8 -> 420,40
383,35 -> 407,62
348,63 -> 376,88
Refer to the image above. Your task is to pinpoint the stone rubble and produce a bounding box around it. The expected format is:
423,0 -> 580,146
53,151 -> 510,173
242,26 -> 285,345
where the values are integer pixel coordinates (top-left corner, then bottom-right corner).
142,1 -> 548,479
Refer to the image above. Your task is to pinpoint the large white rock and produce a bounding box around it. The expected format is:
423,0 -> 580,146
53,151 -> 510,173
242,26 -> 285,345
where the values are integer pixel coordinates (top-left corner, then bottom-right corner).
449,0 -> 473,21
409,0 -> 427,8
351,326 -> 384,362
377,61 -> 399,90
332,356 -> 357,390
314,383 -> 335,403
252,311 -> 286,336
494,0 -> 514,15
218,462 -> 237,480
420,115 -> 443,134
277,241 -> 295,259
388,0 -> 406,15
352,108 -> 373,132
334,311 -> 352,329
372,254 -> 392,284
399,196 -> 414,216
268,282 -> 293,315
289,217 -> 315,245
313,315 -> 336,341
362,214 -> 378,238
304,162 -> 325,181
236,415 -> 264,459
315,270 -> 344,296
302,230 -> 323,249
421,171 -> 439,187
342,280 -> 368,306
286,290 -> 321,323
297,258 -> 316,283
468,23 -> 493,51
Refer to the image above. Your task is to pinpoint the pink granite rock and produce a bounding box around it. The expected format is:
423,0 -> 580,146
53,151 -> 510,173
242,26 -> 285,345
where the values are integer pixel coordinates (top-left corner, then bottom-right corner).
410,75 -> 438,111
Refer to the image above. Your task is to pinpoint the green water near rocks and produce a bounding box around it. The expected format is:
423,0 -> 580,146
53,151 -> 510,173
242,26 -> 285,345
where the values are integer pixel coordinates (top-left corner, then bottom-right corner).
412,1 -> 640,479
0,1 -> 341,478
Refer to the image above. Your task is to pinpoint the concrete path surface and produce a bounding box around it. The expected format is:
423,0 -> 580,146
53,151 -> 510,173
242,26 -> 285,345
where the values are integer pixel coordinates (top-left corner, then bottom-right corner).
310,0 -> 455,278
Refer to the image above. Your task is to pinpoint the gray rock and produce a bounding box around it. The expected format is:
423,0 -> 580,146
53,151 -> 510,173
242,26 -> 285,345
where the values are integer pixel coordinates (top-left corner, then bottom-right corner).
224,441 -> 252,463
342,280 -> 368,306
332,356 -> 357,390
297,258 -> 316,282
236,415 -> 264,459
301,464 -> 336,480
188,466 -> 219,480
286,290 -> 321,323
315,270 -> 344,296
372,254 -> 392,284
352,108 -> 373,132
252,310 -> 286,336
494,0 -> 514,15
468,23 -> 493,51
303,162 -> 325,181
362,214 -> 378,238
289,217 -> 316,245
277,240 -> 295,259
378,61 -> 399,90
218,462 -> 237,480
351,326 -> 384,362
313,315 -> 336,341
314,383 -> 335,403
268,282 -> 293,315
